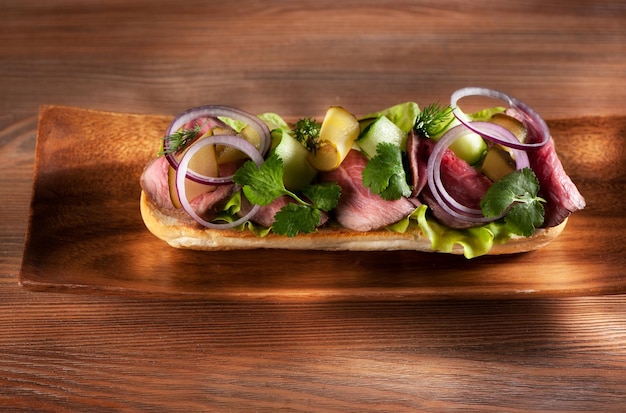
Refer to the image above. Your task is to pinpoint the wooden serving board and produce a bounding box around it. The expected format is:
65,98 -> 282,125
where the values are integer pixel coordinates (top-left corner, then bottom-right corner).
19,105 -> 626,300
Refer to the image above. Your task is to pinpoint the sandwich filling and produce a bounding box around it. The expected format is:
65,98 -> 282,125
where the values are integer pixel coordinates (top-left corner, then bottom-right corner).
140,87 -> 586,257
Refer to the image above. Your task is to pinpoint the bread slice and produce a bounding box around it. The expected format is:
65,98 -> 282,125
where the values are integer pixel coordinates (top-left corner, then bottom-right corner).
140,190 -> 567,255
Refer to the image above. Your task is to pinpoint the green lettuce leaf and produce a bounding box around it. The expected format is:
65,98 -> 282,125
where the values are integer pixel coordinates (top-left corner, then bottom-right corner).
361,101 -> 420,134
258,112 -> 292,133
410,205 -> 513,259
468,106 -> 506,121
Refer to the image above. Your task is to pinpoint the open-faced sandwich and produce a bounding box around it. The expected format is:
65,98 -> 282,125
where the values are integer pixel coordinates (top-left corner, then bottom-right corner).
139,87 -> 585,258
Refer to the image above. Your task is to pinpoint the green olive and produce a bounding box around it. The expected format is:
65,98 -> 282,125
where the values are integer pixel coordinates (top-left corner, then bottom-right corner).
448,132 -> 487,165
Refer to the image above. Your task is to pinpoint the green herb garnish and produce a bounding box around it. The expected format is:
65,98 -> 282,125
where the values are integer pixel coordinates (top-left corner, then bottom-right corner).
480,167 -> 546,237
233,153 -> 341,236
292,117 -> 321,152
272,204 -> 321,237
413,103 -> 455,138
362,142 -> 412,201
159,125 -> 201,156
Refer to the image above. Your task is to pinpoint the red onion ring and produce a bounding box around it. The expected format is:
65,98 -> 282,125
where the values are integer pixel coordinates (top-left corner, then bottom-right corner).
176,135 -> 263,229
427,123 -> 530,223
450,87 -> 550,150
164,105 -> 271,184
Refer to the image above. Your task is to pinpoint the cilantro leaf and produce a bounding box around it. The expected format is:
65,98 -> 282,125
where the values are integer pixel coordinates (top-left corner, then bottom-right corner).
480,167 -> 545,237
505,201 -> 545,238
362,142 -> 412,201
379,174 -> 411,201
233,154 -> 341,236
272,203 -> 321,237
233,154 -> 287,205
302,182 -> 341,212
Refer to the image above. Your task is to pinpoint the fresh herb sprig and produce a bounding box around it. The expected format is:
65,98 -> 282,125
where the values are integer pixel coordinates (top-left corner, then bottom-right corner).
414,103 -> 455,138
159,125 -> 202,156
292,117 -> 321,153
233,153 -> 341,236
362,142 -> 412,201
480,167 -> 546,237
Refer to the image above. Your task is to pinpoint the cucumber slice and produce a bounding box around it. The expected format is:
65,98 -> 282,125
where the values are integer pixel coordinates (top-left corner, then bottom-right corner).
356,115 -> 407,158
272,129 -> 318,191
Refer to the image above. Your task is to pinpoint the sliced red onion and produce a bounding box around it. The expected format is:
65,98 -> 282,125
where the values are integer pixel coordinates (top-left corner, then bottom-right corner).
176,135 -> 263,229
450,87 -> 550,150
164,105 -> 271,184
427,123 -> 530,223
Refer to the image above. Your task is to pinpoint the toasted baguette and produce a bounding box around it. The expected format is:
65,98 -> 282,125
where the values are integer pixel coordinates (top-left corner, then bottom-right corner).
140,190 -> 567,255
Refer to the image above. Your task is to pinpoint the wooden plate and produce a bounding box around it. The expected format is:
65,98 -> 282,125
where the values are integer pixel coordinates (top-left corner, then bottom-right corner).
18,105 -> 626,300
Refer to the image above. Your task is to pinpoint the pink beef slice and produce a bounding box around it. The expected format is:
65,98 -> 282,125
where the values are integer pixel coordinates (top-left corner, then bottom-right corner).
432,140 -> 492,211
408,135 -> 493,229
140,156 -> 237,224
141,156 -> 174,210
246,195 -> 293,228
406,130 -> 428,198
408,130 -> 492,208
526,134 -> 586,227
319,150 -> 416,232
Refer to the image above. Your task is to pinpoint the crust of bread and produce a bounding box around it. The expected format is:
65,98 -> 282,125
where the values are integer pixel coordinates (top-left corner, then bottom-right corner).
140,190 -> 567,255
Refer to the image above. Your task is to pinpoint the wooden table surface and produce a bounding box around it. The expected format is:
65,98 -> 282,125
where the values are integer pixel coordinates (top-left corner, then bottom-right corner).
2,0 -> 625,411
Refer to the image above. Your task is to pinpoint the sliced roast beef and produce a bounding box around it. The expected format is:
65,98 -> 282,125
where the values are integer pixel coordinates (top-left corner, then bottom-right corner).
406,130 -> 428,197
141,156 -> 174,210
436,141 -> 493,211
319,150 -> 416,232
408,131 -> 492,208
407,136 -> 492,229
504,108 -> 585,227
526,135 -> 586,227
190,183 -> 238,221
246,195 -> 292,228
140,156 -> 237,225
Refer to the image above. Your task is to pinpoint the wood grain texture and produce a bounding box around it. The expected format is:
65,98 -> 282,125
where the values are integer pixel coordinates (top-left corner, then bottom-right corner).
1,0 -> 626,411
1,298 -> 626,412
1,0 -> 624,119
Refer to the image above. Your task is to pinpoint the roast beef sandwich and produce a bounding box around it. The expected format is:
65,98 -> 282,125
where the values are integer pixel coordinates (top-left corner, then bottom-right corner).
140,87 -> 585,258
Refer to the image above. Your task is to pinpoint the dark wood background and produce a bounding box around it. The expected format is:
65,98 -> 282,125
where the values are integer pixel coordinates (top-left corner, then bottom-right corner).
2,0 -> 625,411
